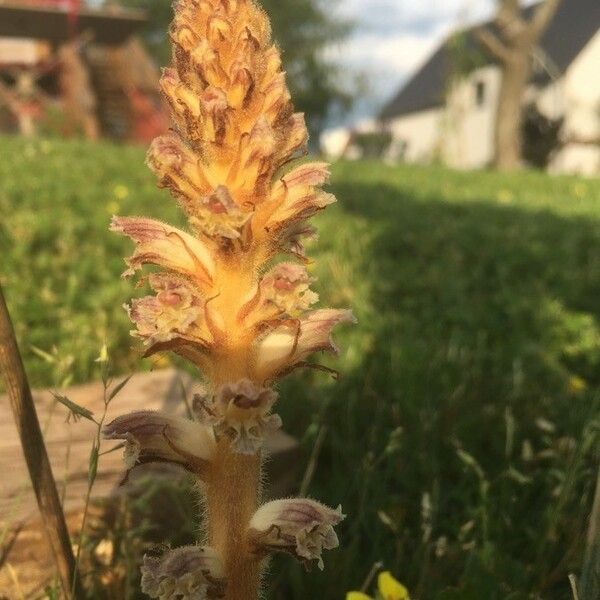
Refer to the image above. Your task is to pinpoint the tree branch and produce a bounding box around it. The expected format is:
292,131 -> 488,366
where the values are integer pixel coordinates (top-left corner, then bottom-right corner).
475,27 -> 512,63
497,0 -> 526,34
529,0 -> 561,41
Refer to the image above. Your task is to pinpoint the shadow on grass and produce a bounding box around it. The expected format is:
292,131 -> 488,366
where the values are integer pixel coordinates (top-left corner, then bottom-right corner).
270,178 -> 600,600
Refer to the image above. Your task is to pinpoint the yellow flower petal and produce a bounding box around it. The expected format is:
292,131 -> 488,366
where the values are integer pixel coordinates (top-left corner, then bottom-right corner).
567,375 -> 586,394
346,593 -> 373,600
378,571 -> 410,600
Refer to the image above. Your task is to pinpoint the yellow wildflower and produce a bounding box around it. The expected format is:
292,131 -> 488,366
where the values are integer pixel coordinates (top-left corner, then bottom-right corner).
378,571 -> 410,600
346,571 -> 410,600
113,183 -> 130,200
346,593 -> 372,600
567,375 -> 587,394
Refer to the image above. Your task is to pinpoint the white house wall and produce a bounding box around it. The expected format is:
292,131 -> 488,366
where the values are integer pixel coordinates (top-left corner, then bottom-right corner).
384,66 -> 501,169
565,29 -> 600,110
384,108 -> 443,164
441,65 -> 501,169
549,30 -> 600,175
382,31 -> 599,174
536,80 -> 566,122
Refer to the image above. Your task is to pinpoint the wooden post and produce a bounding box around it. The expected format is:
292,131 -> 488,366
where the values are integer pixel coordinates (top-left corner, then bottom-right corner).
0,284 -> 83,599
58,40 -> 99,140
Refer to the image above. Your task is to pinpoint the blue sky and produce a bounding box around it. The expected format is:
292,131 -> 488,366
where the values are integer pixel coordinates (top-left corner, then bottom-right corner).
329,0 -> 502,124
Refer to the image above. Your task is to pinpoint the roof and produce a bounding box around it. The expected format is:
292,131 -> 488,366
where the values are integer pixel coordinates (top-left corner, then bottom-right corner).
0,1 -> 146,45
380,0 -> 600,120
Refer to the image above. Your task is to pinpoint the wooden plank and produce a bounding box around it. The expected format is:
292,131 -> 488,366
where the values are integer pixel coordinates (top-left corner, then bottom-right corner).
0,368 -> 299,528
0,368 -> 299,597
0,4 -> 146,45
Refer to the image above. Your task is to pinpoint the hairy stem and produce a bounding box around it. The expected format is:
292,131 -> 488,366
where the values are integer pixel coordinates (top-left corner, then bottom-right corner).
206,440 -> 262,600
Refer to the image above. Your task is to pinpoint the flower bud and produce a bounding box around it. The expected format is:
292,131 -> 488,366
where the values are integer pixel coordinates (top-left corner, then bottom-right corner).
103,411 -> 216,476
248,498 -> 345,570
160,67 -> 200,123
141,545 -> 226,600
237,117 -> 276,195
146,135 -> 213,203
173,24 -> 199,53
276,112 -> 308,166
229,62 -> 255,109
200,87 -> 230,145
263,46 -> 282,78
207,16 -> 232,46
261,72 -> 291,124
196,379 -> 281,454
189,40 -> 227,90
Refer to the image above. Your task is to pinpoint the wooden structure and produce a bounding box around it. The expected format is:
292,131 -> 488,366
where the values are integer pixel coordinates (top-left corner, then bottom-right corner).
0,1 -> 168,141
0,369 -> 299,596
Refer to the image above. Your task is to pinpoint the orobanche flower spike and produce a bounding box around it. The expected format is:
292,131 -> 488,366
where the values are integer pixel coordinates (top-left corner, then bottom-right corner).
106,0 -> 353,597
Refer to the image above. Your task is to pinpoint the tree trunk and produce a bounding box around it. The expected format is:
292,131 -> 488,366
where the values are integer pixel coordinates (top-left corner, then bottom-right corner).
495,55 -> 530,170
477,0 -> 562,171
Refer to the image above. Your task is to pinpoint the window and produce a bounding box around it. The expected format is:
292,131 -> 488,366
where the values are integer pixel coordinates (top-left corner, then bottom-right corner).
395,139 -> 409,160
475,80 -> 486,107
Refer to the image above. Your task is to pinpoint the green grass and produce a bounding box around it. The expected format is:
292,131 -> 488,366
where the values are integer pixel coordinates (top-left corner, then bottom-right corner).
1,135 -> 599,599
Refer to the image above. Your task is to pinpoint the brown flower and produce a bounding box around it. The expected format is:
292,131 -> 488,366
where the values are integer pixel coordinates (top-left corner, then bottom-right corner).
248,498 -> 345,570
141,545 -> 226,599
254,309 -> 356,381
103,410 -> 215,476
196,379 -> 280,454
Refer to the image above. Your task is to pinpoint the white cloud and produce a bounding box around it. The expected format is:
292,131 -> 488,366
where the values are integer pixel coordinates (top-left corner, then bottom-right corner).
330,0 -> 500,123
334,24 -> 449,75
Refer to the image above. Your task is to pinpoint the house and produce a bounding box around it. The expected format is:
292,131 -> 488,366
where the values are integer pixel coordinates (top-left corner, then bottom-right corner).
379,0 -> 600,175
0,0 -> 168,141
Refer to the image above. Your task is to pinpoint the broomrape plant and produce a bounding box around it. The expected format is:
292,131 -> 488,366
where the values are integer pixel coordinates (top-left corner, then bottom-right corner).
103,0 -> 353,598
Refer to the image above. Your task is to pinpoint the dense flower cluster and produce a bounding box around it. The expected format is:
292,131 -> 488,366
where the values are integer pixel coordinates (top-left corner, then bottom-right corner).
105,1 -> 352,597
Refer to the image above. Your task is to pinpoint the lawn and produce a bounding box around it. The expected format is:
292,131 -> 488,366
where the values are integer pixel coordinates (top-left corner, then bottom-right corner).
1,135 -> 599,599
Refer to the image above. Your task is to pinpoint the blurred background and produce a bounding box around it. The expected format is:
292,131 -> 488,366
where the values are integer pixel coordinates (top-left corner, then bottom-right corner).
0,0 -> 599,174
0,1 -> 599,599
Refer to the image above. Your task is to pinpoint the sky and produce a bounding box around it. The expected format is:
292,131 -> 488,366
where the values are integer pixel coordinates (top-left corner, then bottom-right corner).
328,0 -> 502,125
86,0 -> 528,126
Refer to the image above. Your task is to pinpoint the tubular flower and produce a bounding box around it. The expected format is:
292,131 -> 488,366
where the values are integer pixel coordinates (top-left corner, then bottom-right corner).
127,273 -> 205,347
195,379 -> 281,455
237,262 -> 319,330
258,263 -> 319,317
248,499 -> 345,570
141,546 -> 226,600
111,216 -> 215,284
107,0 -> 352,596
103,411 -> 215,477
254,309 -> 356,381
